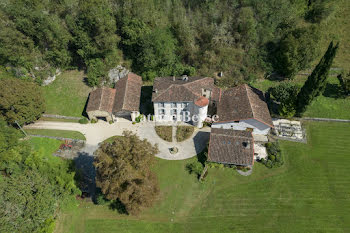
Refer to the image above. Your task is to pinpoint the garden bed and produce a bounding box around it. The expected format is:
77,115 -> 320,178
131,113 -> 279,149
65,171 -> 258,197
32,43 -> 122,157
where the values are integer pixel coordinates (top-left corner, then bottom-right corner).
176,126 -> 194,142
155,126 -> 172,142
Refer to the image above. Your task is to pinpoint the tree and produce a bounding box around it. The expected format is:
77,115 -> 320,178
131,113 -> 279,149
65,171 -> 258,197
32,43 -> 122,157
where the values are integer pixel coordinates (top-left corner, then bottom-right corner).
94,131 -> 159,215
337,71 -> 350,95
274,27 -> 320,79
0,170 -> 57,233
296,41 -> 339,115
86,59 -> 106,86
269,82 -> 300,117
0,79 -> 45,125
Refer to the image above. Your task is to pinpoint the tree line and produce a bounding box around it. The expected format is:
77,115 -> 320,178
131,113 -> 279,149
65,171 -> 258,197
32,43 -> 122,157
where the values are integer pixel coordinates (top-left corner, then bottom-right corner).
0,119 -> 80,233
0,0 -> 337,86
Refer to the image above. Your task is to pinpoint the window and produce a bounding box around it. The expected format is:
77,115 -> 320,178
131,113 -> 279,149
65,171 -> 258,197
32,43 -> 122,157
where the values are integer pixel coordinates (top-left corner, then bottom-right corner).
173,115 -> 177,121
171,102 -> 177,108
182,102 -> 188,108
234,120 -> 239,123
171,109 -> 177,115
159,102 -> 165,108
158,109 -> 165,115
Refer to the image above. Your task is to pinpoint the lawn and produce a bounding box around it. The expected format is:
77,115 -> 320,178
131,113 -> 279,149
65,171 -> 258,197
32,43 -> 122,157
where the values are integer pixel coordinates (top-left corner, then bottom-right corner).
54,121 -> 350,233
42,70 -> 92,117
26,129 -> 86,140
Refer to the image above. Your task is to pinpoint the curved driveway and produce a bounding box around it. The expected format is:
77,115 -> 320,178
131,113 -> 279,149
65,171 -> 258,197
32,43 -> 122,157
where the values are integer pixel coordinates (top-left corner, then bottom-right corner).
24,120 -> 210,160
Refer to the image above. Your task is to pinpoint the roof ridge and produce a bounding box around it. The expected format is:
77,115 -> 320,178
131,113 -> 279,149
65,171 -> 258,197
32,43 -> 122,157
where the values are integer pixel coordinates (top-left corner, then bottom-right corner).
121,74 -> 130,110
212,133 -> 252,139
183,76 -> 211,86
98,88 -> 105,110
244,84 -> 255,119
153,83 -> 175,102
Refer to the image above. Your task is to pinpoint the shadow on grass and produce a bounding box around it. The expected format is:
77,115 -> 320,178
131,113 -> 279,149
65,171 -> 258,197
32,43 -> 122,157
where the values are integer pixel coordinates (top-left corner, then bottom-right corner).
323,83 -> 345,99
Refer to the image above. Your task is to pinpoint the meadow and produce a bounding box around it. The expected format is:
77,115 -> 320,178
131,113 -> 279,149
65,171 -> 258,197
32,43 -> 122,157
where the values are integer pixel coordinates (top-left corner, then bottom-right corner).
52,121 -> 350,233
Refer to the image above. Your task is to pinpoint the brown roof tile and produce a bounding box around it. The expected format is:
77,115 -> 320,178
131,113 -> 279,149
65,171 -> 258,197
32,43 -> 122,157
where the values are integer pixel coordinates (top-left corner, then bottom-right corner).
208,128 -> 254,165
216,84 -> 273,127
152,76 -> 220,103
86,87 -> 116,113
113,72 -> 142,113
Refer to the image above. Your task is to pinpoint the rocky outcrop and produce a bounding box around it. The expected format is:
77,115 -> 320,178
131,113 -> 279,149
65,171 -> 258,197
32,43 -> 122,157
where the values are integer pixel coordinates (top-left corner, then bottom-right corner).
108,65 -> 129,84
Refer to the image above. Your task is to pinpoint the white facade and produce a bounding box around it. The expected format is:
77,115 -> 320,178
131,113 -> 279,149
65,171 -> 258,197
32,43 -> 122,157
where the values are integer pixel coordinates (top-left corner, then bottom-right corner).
212,119 -> 271,135
193,104 -> 208,128
153,101 -> 209,124
153,102 -> 193,122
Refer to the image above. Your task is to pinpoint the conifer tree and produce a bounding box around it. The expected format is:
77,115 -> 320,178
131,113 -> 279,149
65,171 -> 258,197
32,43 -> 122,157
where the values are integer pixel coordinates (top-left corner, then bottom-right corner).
296,41 -> 339,115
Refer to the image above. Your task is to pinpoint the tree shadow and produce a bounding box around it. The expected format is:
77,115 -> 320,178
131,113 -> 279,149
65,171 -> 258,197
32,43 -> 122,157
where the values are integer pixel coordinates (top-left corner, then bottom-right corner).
323,83 -> 345,99
74,152 -> 96,199
109,199 -> 128,215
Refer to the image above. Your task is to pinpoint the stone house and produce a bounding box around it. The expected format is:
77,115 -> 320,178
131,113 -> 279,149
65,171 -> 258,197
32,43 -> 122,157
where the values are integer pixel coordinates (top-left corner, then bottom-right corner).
86,72 -> 142,122
152,76 -> 273,167
152,75 -> 221,128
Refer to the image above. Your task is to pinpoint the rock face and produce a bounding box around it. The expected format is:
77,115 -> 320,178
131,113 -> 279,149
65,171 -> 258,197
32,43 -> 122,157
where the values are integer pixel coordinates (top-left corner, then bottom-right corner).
108,65 -> 129,83
42,69 -> 61,86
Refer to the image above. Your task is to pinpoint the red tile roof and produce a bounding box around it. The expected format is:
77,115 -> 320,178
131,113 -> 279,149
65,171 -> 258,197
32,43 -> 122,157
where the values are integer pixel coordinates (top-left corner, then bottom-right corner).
86,87 -> 116,113
194,96 -> 209,107
208,128 -> 254,166
216,84 -> 273,127
113,72 -> 142,113
152,76 -> 221,103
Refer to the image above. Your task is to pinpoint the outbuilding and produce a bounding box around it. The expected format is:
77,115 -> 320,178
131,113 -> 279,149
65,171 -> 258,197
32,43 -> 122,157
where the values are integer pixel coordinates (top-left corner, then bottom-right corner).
86,72 -> 142,122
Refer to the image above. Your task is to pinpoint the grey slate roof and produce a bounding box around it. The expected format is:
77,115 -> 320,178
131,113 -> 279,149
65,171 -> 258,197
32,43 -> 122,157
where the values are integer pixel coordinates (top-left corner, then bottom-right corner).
208,128 -> 254,166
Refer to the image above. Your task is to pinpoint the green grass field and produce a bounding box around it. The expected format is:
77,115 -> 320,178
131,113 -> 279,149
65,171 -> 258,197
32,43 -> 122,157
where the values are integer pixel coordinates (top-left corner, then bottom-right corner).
54,121 -> 350,233
42,70 -> 92,117
26,129 -> 86,140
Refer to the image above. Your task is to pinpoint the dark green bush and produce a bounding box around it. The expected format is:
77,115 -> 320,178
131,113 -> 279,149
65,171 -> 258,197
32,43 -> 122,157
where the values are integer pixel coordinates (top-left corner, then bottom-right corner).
261,141 -> 284,168
186,161 -> 204,177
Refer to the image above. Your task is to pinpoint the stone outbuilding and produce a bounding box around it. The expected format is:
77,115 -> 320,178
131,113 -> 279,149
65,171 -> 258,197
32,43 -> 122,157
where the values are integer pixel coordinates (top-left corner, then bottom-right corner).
86,72 -> 142,122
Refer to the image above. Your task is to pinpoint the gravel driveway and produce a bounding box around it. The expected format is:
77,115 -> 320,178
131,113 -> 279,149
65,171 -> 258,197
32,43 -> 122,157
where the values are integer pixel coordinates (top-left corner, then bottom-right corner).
25,120 -> 210,160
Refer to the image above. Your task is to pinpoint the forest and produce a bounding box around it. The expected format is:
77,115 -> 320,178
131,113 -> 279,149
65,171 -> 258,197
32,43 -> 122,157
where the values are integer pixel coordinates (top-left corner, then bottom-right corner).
0,0 -> 339,86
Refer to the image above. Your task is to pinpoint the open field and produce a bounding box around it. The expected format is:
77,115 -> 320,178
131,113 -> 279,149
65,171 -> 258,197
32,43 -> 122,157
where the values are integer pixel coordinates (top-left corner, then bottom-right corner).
26,129 -> 86,140
54,121 -> 350,233
42,70 -> 92,117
